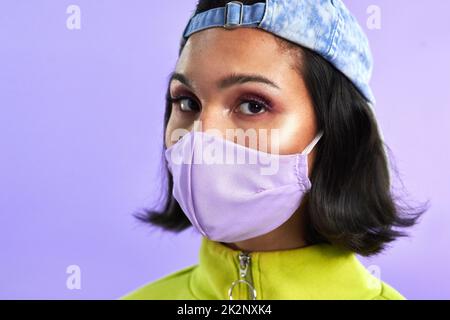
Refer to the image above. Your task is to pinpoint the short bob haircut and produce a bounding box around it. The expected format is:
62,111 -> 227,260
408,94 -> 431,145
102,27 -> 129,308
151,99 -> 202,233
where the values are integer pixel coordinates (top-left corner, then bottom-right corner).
136,0 -> 428,257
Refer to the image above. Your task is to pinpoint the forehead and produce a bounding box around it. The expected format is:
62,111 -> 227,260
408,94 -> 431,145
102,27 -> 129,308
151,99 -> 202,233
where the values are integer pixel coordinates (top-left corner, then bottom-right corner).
174,28 -> 297,84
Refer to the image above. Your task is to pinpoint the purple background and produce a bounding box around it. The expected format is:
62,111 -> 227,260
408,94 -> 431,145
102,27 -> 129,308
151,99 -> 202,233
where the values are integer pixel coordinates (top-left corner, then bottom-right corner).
0,1 -> 449,299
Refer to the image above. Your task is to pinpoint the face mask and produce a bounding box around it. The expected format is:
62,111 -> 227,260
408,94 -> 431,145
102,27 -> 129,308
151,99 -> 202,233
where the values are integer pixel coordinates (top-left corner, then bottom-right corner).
165,130 -> 323,243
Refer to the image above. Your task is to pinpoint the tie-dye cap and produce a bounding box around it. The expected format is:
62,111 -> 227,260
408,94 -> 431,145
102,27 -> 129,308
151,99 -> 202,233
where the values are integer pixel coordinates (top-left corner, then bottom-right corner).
181,0 -> 375,106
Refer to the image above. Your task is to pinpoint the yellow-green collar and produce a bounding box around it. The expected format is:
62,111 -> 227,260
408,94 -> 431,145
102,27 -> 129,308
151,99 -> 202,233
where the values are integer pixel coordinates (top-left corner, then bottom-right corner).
189,236 -> 383,300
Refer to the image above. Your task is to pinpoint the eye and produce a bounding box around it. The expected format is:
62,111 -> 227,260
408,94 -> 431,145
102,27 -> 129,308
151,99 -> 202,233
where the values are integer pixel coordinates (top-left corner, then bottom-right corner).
170,96 -> 200,112
236,95 -> 271,116
169,93 -> 272,116
238,101 -> 267,115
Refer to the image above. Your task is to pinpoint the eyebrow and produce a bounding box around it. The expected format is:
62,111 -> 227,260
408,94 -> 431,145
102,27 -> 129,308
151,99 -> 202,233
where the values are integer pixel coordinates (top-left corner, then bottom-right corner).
169,72 -> 281,91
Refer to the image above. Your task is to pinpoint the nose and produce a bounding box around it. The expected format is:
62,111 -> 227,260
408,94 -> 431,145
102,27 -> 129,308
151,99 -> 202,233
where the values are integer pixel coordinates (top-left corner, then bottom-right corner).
192,104 -> 231,135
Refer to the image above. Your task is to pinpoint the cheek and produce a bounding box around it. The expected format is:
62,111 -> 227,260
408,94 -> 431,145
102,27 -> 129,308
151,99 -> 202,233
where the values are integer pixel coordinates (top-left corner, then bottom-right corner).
165,115 -> 183,149
266,109 -> 317,155
165,108 -> 197,148
164,121 -> 175,149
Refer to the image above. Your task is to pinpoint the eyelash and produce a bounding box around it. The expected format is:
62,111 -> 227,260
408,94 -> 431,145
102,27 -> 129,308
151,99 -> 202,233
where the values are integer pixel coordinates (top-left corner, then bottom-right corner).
168,93 -> 273,115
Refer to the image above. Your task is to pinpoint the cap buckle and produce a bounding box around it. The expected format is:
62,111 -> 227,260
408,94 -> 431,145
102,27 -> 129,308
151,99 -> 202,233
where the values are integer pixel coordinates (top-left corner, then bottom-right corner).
224,1 -> 244,29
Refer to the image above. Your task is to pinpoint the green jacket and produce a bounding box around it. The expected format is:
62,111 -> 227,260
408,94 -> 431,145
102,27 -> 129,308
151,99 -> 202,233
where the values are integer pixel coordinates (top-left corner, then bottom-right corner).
121,236 -> 405,300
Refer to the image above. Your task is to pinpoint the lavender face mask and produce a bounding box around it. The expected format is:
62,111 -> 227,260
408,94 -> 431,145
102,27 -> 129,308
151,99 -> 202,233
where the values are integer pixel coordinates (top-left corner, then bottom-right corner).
165,130 -> 323,243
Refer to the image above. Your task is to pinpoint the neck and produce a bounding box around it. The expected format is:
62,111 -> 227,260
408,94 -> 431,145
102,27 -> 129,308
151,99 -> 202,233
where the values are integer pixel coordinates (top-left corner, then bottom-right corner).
221,205 -> 308,252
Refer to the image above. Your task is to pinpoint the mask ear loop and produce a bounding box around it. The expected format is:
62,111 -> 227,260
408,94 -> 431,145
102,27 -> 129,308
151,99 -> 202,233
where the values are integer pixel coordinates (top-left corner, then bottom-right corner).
301,131 -> 324,155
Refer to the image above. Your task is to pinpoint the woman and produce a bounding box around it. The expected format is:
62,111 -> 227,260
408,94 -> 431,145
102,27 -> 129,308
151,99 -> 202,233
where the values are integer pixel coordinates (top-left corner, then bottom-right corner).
122,0 -> 426,300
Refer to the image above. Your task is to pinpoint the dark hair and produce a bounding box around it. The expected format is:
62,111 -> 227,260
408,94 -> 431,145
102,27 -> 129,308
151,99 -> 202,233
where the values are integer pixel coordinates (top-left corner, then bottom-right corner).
135,0 -> 428,256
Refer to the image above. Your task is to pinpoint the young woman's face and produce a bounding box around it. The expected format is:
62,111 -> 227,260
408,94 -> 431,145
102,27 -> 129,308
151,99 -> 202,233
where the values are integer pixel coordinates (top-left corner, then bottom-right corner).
166,27 -> 318,164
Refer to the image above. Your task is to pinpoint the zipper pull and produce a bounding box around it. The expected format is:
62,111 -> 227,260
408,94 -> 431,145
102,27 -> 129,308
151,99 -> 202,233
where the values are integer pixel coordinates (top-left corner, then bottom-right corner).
228,252 -> 257,300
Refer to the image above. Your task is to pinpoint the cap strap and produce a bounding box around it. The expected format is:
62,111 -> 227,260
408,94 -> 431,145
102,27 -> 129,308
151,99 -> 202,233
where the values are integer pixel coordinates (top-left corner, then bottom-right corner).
183,2 -> 266,39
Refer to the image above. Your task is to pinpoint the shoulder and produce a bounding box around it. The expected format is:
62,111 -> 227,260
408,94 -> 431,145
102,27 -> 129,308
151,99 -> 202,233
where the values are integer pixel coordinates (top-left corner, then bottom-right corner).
119,264 -> 198,300
317,244 -> 406,300
372,281 -> 406,300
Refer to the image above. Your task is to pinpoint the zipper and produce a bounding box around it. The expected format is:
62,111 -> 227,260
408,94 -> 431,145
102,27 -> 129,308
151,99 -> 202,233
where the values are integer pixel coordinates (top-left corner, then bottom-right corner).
228,251 -> 257,300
